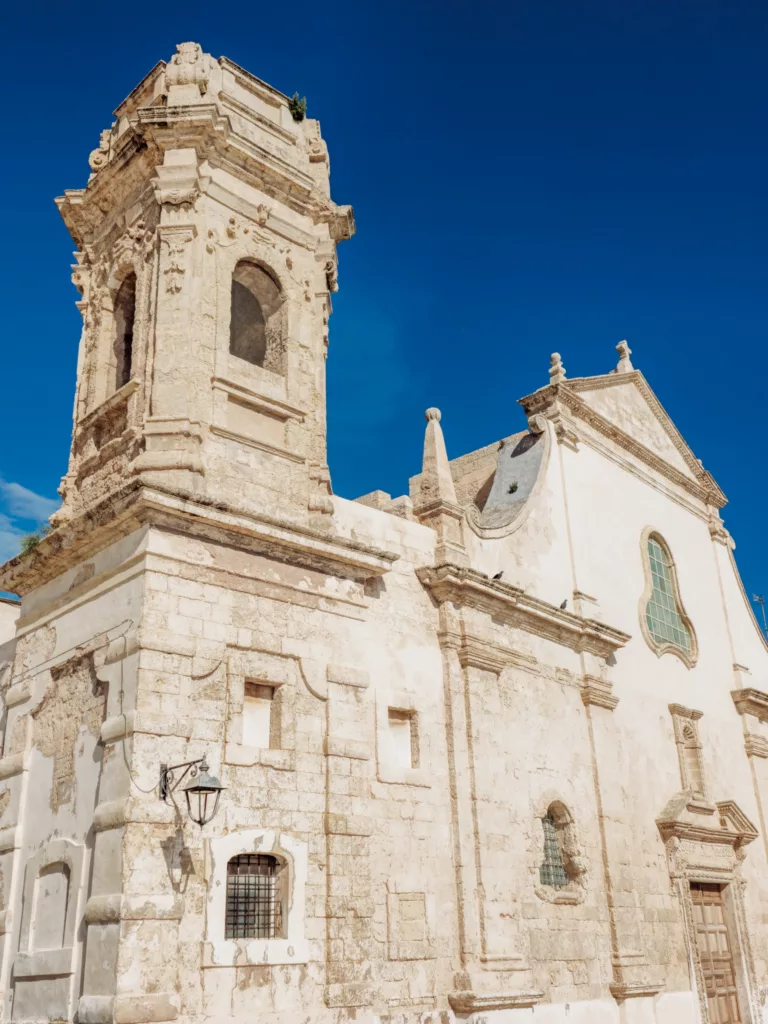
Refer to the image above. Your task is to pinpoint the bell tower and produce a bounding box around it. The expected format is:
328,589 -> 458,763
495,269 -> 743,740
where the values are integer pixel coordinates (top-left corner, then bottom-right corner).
56,41 -> 354,532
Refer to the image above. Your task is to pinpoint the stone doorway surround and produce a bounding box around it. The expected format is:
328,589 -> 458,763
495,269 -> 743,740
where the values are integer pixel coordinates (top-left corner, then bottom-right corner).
657,795 -> 760,1023
690,882 -> 741,1023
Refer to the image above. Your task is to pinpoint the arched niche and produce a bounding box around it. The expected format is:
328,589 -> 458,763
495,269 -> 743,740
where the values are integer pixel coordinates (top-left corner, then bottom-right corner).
229,261 -> 285,375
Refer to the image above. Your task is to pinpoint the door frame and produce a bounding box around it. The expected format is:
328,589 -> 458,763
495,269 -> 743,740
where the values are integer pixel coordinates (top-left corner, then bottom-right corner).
659,800 -> 760,1024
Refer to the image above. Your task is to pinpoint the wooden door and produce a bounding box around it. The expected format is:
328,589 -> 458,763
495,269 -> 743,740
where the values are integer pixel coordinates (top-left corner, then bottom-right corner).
690,883 -> 741,1024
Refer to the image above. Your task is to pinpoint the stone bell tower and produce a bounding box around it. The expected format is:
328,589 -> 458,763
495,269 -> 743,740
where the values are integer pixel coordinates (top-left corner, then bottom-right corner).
55,41 -> 354,532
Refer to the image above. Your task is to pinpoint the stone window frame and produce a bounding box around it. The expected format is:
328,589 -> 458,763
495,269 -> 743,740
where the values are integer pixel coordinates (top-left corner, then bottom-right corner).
532,799 -> 588,905
15,839 -> 85,980
203,829 -> 308,968
224,650 -> 296,771
375,689 -> 430,788
638,527 -> 698,669
229,260 -> 285,374
213,235 -> 297,393
670,705 -> 707,800
88,254 -> 143,416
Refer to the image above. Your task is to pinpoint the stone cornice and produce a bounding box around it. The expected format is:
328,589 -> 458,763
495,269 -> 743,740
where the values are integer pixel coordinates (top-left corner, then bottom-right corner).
0,484 -> 398,596
518,376 -> 726,509
732,688 -> 768,722
610,982 -> 665,1002
448,990 -> 543,1013
58,103 -> 349,246
418,563 -> 630,657
438,631 -> 539,675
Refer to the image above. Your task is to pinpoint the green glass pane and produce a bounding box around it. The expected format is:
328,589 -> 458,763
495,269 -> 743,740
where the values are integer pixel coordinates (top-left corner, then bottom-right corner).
645,537 -> 692,653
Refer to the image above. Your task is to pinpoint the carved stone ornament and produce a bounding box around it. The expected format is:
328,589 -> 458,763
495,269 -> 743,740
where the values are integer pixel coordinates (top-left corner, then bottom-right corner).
308,462 -> 333,515
206,216 -> 270,252
156,186 -> 199,208
308,136 -> 328,163
161,232 -> 192,294
165,42 -> 210,96
112,221 -> 154,271
305,122 -> 329,165
549,351 -> 566,384
88,128 -> 112,174
614,339 -> 634,374
71,252 -> 90,300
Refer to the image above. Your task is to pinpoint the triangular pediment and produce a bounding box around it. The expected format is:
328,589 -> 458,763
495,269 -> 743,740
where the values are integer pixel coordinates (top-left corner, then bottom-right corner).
717,800 -> 759,839
568,373 -> 700,482
656,793 -> 758,846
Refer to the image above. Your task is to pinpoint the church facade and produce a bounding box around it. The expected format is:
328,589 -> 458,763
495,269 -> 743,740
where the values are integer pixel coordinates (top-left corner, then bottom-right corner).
0,41 -> 767,1024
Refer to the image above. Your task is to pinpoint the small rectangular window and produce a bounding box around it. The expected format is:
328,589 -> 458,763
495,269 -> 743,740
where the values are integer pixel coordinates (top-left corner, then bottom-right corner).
387,708 -> 419,770
225,854 -> 281,939
243,682 -> 280,749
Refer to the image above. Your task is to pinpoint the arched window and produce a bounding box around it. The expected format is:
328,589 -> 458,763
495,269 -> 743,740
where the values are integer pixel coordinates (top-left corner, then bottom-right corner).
643,533 -> 694,659
225,853 -> 285,939
113,273 -> 136,391
230,261 -> 283,372
540,810 -> 570,889
535,801 -> 587,904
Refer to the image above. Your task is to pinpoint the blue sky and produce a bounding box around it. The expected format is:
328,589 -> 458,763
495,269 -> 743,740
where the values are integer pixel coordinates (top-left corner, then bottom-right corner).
2,1 -> 766,610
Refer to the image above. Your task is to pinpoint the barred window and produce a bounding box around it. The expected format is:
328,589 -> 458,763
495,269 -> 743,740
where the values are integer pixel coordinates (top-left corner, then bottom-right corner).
540,812 -> 569,889
225,854 -> 284,939
645,536 -> 692,654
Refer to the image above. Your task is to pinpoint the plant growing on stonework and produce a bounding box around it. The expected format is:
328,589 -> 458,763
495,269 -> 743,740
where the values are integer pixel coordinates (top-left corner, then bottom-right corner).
289,92 -> 307,122
20,523 -> 51,556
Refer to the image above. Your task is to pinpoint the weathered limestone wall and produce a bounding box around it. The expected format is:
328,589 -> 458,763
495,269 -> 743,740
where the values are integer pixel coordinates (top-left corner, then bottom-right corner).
0,39 -> 766,1024
0,531 -> 147,1023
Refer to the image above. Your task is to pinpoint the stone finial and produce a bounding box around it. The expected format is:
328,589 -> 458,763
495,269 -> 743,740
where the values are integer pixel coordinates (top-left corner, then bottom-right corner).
165,42 -> 211,104
549,352 -> 566,385
615,340 -> 634,374
419,408 -> 457,506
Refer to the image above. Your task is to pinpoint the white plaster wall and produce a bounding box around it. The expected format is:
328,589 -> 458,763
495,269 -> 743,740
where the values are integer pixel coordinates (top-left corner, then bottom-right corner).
0,600 -> 20,645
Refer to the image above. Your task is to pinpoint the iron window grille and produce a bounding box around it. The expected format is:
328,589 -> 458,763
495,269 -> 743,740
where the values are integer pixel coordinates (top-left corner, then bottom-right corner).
540,812 -> 569,889
225,854 -> 281,939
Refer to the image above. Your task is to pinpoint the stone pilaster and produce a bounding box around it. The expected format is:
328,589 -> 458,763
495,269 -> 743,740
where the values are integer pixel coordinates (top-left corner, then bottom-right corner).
323,665 -> 376,1009
582,686 -> 664,1004
438,605 -> 541,1012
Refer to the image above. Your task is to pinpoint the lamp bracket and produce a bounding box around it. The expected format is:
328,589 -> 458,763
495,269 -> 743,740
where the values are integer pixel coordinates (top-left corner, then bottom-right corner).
159,757 -> 207,802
